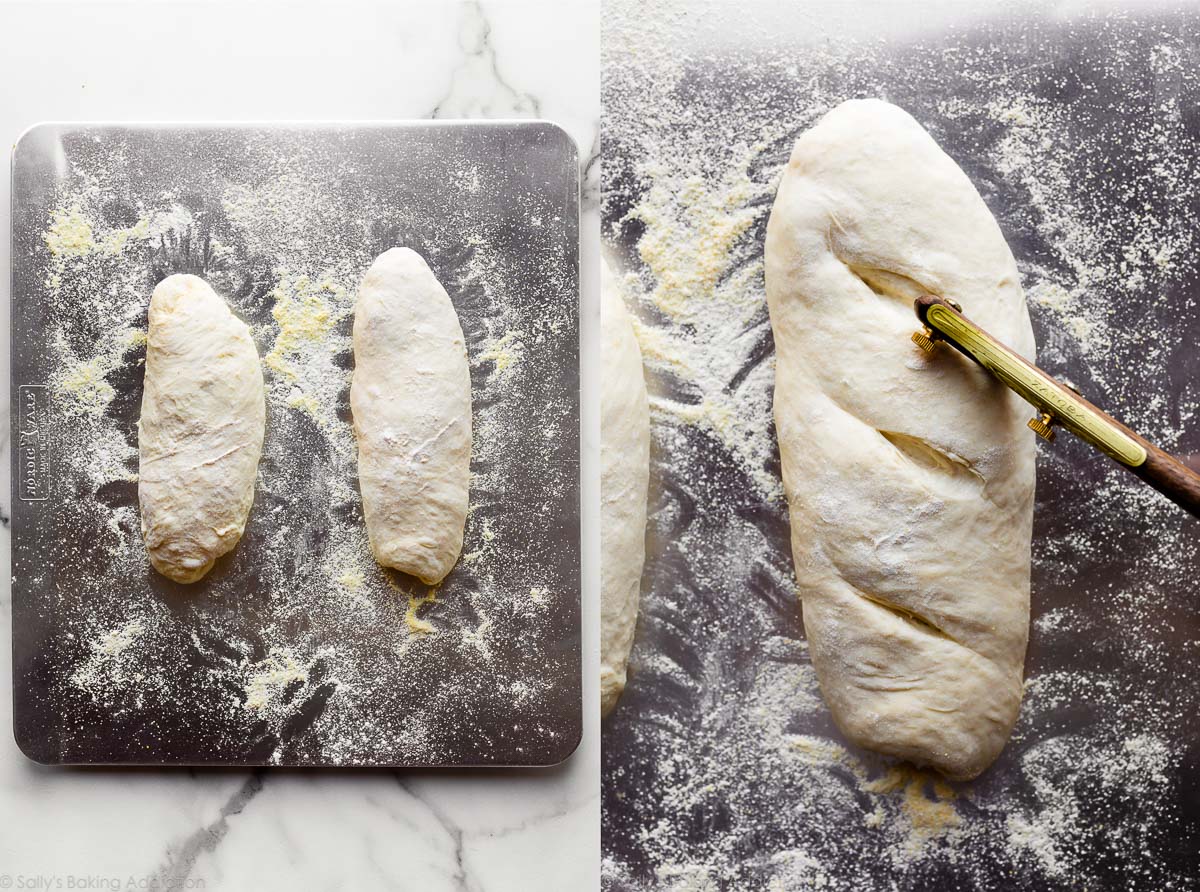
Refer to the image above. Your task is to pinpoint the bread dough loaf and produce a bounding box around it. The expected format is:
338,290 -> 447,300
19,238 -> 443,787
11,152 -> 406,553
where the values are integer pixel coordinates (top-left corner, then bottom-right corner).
351,248 -> 471,585
138,274 -> 266,584
600,258 -> 650,717
765,99 -> 1036,780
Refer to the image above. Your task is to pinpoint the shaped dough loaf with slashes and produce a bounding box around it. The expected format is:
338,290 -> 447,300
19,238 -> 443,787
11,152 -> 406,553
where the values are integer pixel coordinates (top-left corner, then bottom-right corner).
139,274 -> 266,584
352,248 -> 472,585
600,258 -> 650,717
765,99 -> 1037,780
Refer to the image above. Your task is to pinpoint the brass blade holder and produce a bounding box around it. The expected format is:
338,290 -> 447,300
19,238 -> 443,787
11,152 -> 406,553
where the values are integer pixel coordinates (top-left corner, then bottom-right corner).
909,296 -> 1146,467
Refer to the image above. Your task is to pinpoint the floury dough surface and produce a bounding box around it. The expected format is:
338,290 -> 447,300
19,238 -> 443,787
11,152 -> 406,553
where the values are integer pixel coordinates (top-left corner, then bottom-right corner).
765,99 -> 1036,781
139,274 -> 266,584
10,125 -> 581,766
602,2 -> 1200,890
352,248 -> 472,585
599,257 -> 650,717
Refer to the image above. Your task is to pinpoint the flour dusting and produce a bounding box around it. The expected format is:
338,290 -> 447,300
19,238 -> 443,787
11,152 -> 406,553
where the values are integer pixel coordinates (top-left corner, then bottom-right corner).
13,124 -> 580,767
602,2 -> 1200,889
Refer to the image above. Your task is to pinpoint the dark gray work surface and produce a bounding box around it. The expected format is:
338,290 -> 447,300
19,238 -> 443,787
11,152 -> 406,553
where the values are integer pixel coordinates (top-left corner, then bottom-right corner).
11,122 -> 581,767
602,4 -> 1200,890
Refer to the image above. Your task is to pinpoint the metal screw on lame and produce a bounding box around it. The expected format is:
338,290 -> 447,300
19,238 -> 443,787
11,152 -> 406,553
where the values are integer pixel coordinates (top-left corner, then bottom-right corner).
1028,411 -> 1056,442
911,327 -> 938,353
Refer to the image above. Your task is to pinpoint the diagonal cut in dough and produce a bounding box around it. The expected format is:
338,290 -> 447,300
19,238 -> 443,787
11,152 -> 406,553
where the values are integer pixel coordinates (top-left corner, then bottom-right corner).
765,99 -> 1037,781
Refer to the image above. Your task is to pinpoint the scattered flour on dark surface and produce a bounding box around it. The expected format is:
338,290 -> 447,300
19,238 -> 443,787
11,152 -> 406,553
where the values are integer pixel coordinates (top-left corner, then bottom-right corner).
601,2 -> 1200,889
20,127 -> 579,766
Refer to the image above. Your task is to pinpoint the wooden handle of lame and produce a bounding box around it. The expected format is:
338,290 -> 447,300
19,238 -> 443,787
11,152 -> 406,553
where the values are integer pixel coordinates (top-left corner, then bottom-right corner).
1127,438 -> 1200,518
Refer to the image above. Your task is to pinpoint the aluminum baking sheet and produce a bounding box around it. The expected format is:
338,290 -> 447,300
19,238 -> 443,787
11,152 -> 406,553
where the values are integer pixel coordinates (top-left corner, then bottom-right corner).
601,3 -> 1200,889
10,121 -> 581,767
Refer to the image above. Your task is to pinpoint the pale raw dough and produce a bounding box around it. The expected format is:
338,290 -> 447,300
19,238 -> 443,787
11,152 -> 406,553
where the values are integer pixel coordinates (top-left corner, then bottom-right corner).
765,99 -> 1037,780
600,258 -> 650,717
351,248 -> 471,585
138,274 -> 266,584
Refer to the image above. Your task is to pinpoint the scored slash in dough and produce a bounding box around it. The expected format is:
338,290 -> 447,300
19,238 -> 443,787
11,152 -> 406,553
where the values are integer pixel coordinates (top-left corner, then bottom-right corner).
765,99 -> 1037,781
138,274 -> 266,584
600,257 -> 650,718
351,248 -> 472,585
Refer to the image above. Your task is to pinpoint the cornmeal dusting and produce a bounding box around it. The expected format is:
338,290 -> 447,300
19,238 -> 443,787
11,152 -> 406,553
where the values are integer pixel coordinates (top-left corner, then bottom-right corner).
243,649 -> 310,712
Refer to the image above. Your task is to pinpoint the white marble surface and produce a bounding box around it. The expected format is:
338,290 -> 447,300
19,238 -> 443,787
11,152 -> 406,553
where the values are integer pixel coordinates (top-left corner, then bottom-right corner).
0,1 -> 600,889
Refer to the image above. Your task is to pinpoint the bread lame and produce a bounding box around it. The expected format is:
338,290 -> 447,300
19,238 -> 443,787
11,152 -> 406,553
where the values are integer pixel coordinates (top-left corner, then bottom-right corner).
912,294 -> 1200,518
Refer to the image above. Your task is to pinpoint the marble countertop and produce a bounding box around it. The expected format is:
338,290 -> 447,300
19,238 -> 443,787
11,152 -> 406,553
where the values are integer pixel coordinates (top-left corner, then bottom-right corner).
0,2 -> 599,889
